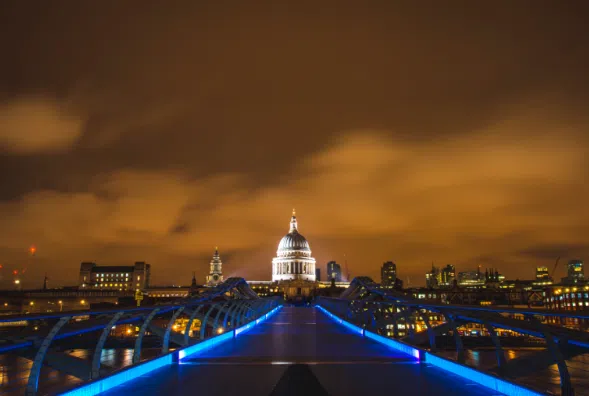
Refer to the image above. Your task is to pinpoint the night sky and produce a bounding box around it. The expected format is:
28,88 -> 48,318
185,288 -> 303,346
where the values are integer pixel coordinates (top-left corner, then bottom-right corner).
0,1 -> 588,288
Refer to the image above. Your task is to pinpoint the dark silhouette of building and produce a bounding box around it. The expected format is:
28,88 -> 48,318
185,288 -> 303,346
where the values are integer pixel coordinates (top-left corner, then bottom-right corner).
562,260 -> 584,284
440,265 -> 455,287
315,268 -> 321,282
326,261 -> 342,282
380,261 -> 397,287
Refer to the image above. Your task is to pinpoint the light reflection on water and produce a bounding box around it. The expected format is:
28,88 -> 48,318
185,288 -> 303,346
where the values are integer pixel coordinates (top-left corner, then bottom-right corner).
0,348 -> 161,396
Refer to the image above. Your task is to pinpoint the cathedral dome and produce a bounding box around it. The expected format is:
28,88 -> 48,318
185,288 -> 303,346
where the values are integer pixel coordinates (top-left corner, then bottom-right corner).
276,211 -> 311,254
272,210 -> 316,282
278,231 -> 310,252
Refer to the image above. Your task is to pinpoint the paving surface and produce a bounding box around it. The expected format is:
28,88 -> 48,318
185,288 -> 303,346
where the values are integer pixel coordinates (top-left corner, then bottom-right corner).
100,307 -> 502,395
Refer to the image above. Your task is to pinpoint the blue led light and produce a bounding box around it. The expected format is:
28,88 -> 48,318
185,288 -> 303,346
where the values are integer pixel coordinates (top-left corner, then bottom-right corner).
59,305 -> 283,396
316,305 -> 420,360
364,330 -> 421,359
178,331 -> 234,360
425,353 -> 543,396
59,354 -> 173,396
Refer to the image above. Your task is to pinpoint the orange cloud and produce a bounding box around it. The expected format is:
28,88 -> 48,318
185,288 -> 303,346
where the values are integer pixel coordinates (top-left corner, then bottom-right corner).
0,97 -> 84,154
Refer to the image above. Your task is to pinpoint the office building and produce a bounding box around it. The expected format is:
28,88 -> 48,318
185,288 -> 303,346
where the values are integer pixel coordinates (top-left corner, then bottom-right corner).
327,261 -> 342,282
79,261 -> 151,291
381,261 -> 397,287
440,264 -> 456,287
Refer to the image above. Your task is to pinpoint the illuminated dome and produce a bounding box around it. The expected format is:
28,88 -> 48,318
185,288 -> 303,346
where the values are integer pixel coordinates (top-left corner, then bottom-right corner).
272,210 -> 316,282
277,215 -> 311,254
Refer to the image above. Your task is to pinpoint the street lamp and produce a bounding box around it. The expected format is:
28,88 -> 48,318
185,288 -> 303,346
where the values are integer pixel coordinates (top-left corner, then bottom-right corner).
58,300 -> 63,312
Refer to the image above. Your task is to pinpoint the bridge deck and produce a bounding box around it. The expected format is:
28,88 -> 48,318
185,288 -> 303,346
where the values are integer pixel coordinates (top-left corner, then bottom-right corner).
100,307 -> 501,395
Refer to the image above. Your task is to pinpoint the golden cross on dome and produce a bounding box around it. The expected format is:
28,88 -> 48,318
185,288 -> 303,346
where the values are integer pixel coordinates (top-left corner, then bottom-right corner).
292,208 -> 296,216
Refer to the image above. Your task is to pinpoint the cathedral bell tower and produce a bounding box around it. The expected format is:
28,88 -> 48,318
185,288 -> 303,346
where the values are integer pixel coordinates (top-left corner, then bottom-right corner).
206,247 -> 224,286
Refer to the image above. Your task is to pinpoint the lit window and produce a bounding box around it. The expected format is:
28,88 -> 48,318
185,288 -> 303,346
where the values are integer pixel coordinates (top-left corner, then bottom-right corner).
137,276 -> 141,281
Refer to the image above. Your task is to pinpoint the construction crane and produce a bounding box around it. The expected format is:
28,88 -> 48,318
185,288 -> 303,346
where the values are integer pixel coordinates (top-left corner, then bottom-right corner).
551,256 -> 561,279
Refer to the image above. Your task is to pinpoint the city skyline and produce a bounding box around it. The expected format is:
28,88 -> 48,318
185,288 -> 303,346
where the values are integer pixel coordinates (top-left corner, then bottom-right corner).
0,2 -> 588,287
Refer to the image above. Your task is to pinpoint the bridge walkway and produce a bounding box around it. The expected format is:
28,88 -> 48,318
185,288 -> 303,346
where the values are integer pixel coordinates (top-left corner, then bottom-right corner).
100,307 -> 501,395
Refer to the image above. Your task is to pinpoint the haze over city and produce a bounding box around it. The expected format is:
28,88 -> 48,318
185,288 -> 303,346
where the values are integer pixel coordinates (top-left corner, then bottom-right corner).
0,2 -> 588,288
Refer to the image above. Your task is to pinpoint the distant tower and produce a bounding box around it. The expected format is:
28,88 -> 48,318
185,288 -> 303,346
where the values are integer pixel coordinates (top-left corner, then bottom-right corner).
381,261 -> 397,287
190,272 -> 198,295
206,247 -> 224,286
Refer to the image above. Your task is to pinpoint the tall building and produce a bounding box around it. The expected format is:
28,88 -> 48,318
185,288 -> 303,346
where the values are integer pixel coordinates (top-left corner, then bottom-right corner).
425,265 -> 440,288
326,261 -> 342,282
562,260 -> 584,284
381,261 -> 397,287
440,264 -> 456,287
315,268 -> 321,282
272,210 -> 316,282
535,266 -> 551,281
79,261 -> 151,291
206,248 -> 224,286
457,269 -> 485,287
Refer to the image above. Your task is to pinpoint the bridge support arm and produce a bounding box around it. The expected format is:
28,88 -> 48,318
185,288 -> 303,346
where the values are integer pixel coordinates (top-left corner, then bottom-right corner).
444,314 -> 465,364
162,307 -> 185,354
133,308 -> 160,364
26,316 -> 71,396
183,306 -> 205,345
200,303 -> 222,340
92,311 -> 124,379
532,319 -> 574,396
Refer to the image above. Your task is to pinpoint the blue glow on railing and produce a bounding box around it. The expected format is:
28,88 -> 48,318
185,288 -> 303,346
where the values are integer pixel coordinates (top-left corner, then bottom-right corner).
178,331 -> 234,360
364,330 -> 421,359
59,354 -> 173,396
425,353 -> 543,396
317,304 -> 543,395
235,305 -> 281,335
59,304 -> 283,396
235,322 -> 254,335
316,305 -> 419,358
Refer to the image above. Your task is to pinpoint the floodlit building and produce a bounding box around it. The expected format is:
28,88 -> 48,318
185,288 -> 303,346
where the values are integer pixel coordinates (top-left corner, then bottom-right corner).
272,210 -> 316,282
206,248 -> 224,286
79,261 -> 151,291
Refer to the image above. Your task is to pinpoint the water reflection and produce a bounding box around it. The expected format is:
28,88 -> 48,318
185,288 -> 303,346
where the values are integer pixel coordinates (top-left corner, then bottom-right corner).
0,348 -> 161,396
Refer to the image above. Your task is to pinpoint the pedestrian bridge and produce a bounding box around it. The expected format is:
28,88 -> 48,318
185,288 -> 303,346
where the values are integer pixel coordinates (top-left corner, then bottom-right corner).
95,306 -> 501,396
2,277 -> 586,395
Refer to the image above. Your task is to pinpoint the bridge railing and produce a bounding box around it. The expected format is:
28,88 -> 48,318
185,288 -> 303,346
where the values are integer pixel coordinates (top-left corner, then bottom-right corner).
0,278 -> 281,396
316,295 -> 589,396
